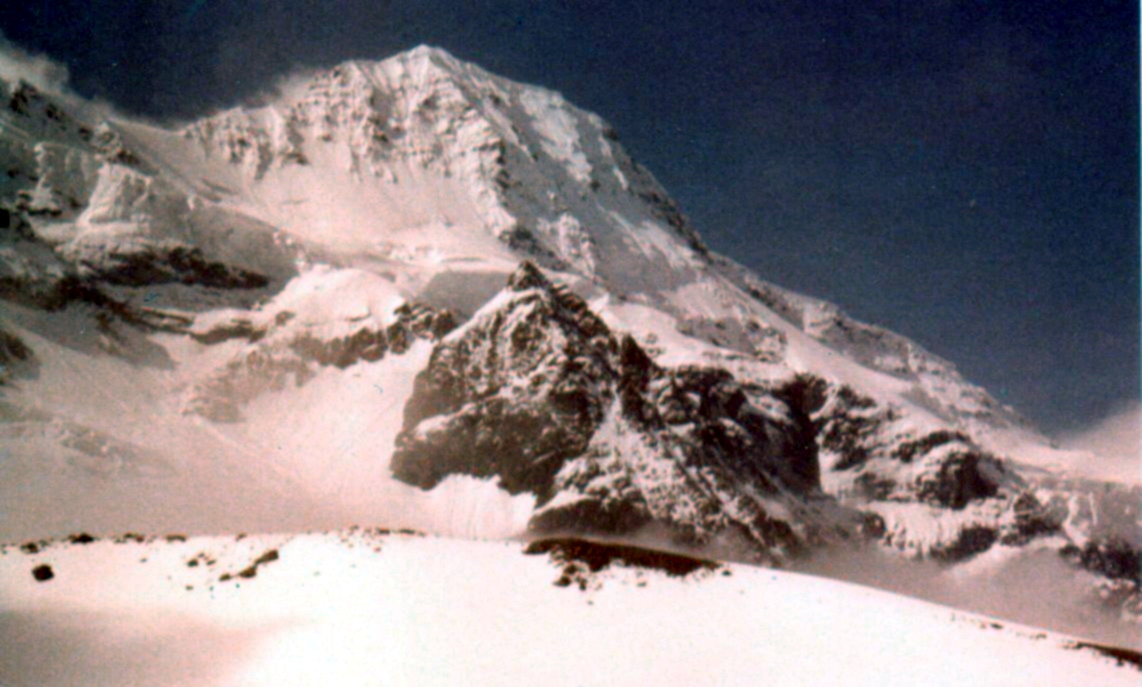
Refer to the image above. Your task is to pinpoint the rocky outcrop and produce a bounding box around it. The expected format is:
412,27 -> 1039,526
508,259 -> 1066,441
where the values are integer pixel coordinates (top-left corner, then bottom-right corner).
777,369 -> 1140,618
391,263 -> 1070,565
392,261 -> 616,494
393,262 -> 845,560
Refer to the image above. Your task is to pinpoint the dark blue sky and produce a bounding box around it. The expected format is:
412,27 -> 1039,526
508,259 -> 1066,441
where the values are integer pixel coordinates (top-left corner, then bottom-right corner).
1,1 -> 1137,431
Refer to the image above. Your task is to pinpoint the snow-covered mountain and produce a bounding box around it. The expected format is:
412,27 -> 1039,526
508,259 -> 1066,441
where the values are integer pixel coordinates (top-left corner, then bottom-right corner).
0,45 -> 1137,654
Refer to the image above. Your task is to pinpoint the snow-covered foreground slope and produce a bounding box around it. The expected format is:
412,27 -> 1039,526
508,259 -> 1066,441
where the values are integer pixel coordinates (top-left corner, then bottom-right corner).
1,530 -> 1138,687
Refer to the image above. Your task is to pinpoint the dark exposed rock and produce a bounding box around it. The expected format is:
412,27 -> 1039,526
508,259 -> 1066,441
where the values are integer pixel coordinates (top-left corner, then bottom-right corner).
772,374 -> 828,466
0,327 -> 34,383
525,537 -> 720,579
1062,538 -> 1142,583
915,451 -> 1003,510
392,271 -> 613,495
853,471 -> 897,501
290,328 -> 389,368
190,318 -> 266,345
506,259 -> 549,291
0,205 -> 36,240
1064,641 -> 1142,671
78,244 -> 269,289
858,511 -> 887,539
894,430 -> 972,464
1000,492 -> 1066,545
394,302 -> 456,339
929,526 -> 998,562
529,495 -> 652,535
817,387 -> 890,473
32,564 -> 53,581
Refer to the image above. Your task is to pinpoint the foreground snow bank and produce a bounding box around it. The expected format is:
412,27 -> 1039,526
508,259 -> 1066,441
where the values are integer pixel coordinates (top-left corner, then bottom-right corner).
1,530 -> 1138,686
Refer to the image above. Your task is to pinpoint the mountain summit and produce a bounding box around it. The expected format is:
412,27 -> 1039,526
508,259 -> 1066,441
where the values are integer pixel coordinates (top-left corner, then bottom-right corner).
0,47 -> 1137,641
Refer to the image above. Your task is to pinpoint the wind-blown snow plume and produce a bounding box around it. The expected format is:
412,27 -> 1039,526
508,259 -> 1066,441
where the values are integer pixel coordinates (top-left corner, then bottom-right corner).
0,32 -> 70,95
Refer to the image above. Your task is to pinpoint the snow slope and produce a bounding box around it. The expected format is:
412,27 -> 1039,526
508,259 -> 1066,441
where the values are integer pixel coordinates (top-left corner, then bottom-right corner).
1,530 -> 1138,687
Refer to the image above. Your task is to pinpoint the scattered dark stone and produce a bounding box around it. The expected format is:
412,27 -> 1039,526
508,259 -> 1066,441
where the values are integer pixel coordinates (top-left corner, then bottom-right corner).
67,533 -> 96,545
32,564 -> 53,582
164,533 -> 187,543
19,541 -> 40,554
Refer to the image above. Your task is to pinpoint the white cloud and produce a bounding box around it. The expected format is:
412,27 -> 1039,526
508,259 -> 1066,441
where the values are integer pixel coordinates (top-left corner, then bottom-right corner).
1058,400 -> 1141,484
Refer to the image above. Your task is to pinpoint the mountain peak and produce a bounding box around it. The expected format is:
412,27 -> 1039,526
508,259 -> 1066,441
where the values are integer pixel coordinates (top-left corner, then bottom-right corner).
398,44 -> 464,68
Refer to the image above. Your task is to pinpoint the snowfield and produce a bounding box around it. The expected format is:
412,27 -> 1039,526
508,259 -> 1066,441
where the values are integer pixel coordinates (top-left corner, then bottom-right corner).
1,530 -> 1138,687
